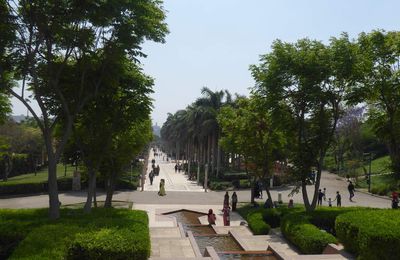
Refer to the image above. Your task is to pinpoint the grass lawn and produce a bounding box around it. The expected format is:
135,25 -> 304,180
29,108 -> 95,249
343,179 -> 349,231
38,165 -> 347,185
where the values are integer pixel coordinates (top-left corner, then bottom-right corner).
0,207 -> 150,259
354,155 -> 391,176
0,164 -> 77,186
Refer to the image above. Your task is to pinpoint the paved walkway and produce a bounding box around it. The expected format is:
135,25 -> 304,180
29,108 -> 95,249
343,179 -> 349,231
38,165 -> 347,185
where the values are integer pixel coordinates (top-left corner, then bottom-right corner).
0,149 -> 392,209
144,150 -> 204,192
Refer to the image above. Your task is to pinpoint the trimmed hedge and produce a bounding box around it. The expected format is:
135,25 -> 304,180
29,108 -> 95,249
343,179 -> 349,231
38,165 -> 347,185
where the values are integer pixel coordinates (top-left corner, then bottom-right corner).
69,228 -> 150,259
248,212 -> 271,235
262,208 -> 281,228
281,213 -> 337,254
0,208 -> 150,260
335,210 -> 400,260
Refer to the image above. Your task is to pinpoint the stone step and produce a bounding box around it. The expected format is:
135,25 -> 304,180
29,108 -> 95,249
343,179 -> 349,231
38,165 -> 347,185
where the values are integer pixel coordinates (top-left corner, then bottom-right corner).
150,227 -> 182,238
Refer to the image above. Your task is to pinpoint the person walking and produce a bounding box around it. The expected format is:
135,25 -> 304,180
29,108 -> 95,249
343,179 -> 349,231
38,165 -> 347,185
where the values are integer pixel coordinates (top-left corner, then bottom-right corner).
348,181 -> 355,201
156,165 -> 160,176
222,205 -> 230,226
317,189 -> 324,206
323,187 -> 327,201
335,191 -> 342,207
149,170 -> 154,185
231,192 -> 238,211
174,164 -> 178,173
224,191 -> 229,208
158,179 -> 166,196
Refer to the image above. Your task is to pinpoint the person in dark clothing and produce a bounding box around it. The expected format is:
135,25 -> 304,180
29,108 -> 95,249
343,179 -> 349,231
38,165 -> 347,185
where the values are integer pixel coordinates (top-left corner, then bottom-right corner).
317,189 -> 324,206
174,164 -> 178,173
254,184 -> 260,199
223,191 -> 229,208
149,170 -> 154,185
348,181 -> 355,201
231,192 -> 238,211
335,191 -> 341,207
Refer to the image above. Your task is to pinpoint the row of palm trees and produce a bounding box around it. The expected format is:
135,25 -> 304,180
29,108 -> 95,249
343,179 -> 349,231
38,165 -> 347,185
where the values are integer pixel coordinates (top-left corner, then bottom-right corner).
160,87 -> 239,177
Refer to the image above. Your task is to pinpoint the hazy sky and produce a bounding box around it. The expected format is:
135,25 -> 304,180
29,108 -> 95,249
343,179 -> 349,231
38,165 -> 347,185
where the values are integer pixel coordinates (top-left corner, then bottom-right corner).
11,0 -> 400,126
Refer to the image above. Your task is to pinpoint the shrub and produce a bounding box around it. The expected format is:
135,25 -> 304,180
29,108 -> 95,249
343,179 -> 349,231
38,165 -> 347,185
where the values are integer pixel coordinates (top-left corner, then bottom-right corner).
262,208 -> 281,228
1,208 -> 150,259
69,228 -> 150,260
247,212 -> 271,235
9,224 -> 80,260
307,207 -> 361,235
335,209 -> 400,260
281,213 -> 337,254
209,181 -> 232,191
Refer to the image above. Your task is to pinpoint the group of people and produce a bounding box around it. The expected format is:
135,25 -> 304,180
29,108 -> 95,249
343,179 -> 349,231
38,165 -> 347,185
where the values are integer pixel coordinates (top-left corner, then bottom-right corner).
174,164 -> 182,173
207,191 -> 239,226
318,188 -> 342,207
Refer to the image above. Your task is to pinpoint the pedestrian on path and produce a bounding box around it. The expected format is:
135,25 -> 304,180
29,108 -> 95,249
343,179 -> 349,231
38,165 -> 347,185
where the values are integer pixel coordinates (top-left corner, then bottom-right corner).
318,189 -> 324,206
222,205 -> 230,226
348,181 -> 355,201
156,165 -> 160,176
175,164 -> 178,173
323,187 -> 327,201
158,179 -> 166,196
224,191 -> 229,208
392,191 -> 399,209
328,198 -> 333,207
335,191 -> 342,207
207,209 -> 216,225
149,170 -> 154,185
231,192 -> 238,211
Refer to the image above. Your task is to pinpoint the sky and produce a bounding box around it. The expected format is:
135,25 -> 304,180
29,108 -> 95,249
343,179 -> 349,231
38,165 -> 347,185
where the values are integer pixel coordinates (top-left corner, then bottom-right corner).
11,0 -> 400,126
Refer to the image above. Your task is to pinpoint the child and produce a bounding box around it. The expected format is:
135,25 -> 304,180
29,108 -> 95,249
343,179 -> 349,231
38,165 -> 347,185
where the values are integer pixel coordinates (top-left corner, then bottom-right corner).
328,198 -> 332,207
323,187 -> 327,201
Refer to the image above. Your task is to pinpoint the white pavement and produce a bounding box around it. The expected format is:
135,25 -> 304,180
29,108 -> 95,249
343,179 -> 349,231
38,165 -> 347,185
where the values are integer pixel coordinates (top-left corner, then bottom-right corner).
144,150 -> 204,192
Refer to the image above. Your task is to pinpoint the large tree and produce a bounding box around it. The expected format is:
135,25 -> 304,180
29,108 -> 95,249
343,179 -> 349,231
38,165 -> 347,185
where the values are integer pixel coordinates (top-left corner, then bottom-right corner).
251,35 -> 357,211
348,30 -> 400,178
1,0 -> 167,219
218,96 -> 286,203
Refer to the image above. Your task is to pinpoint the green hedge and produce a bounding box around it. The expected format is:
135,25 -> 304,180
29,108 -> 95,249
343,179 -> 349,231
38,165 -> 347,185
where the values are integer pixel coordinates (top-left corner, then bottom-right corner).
262,208 -> 281,228
0,208 -> 150,260
335,210 -> 400,260
69,228 -> 149,259
248,212 -> 271,235
281,213 -> 337,254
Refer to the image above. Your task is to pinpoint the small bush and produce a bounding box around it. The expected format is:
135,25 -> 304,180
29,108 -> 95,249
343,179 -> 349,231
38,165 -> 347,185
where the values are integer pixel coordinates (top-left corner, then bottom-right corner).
248,212 -> 271,235
209,181 -> 233,190
335,209 -> 400,260
262,208 -> 281,228
281,213 -> 337,254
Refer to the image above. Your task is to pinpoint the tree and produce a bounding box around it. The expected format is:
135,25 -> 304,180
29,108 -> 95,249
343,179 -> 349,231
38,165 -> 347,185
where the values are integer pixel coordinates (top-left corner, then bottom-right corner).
218,96 -> 286,203
101,119 -> 153,208
68,57 -> 153,212
251,35 -> 357,211
348,30 -> 400,178
2,0 -> 167,219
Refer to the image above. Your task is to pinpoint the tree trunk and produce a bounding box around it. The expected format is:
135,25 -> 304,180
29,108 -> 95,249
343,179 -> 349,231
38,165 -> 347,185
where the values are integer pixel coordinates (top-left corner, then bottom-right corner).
84,166 -> 96,213
104,175 -> 115,208
47,151 -> 60,219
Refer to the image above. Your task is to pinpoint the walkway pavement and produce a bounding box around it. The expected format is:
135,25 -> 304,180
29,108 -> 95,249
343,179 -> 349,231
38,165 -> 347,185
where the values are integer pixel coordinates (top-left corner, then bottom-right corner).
144,150 -> 204,192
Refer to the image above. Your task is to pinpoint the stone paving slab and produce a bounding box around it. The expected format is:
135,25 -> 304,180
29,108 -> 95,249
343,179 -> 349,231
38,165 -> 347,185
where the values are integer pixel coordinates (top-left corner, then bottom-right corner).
151,237 -> 196,258
150,227 -> 182,238
212,225 -> 252,236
